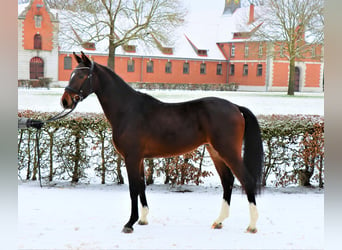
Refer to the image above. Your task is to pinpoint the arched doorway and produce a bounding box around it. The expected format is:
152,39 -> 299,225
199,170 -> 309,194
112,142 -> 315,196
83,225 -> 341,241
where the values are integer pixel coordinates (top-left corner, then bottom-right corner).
30,57 -> 44,79
295,67 -> 300,92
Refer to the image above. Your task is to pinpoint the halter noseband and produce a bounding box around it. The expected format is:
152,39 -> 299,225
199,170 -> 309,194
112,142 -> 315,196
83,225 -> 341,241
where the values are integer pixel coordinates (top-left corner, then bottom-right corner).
65,60 -> 95,103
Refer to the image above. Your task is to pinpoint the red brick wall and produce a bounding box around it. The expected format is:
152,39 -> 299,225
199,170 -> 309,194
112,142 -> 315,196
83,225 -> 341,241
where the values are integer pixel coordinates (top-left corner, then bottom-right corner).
59,53 -> 227,84
305,64 -> 321,88
272,63 -> 289,87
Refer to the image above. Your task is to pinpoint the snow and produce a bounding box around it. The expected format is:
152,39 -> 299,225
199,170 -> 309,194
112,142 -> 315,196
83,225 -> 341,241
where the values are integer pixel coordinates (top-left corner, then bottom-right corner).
18,88 -> 324,116
18,182 -> 323,250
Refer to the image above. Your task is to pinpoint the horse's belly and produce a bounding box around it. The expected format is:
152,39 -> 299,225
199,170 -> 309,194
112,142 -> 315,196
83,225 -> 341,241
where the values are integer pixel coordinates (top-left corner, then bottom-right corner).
142,133 -> 205,158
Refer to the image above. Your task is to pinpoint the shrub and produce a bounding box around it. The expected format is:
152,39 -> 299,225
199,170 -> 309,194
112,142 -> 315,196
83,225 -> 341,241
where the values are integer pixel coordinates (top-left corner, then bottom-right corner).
18,111 -> 324,187
258,115 -> 324,187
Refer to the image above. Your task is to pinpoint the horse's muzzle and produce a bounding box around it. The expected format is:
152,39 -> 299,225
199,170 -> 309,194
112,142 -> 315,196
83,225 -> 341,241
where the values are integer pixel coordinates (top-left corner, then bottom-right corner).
61,91 -> 76,109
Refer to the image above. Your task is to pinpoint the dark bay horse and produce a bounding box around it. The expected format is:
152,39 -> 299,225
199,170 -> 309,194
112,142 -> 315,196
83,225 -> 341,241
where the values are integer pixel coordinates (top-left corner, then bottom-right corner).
61,52 -> 264,234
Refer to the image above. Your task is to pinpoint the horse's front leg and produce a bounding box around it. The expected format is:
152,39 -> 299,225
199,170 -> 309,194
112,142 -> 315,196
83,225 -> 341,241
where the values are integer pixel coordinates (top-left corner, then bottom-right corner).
122,157 -> 144,233
138,168 -> 149,226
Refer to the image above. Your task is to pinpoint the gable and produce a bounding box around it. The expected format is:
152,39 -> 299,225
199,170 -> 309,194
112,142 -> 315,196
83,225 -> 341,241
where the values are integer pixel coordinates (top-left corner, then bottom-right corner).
20,0 -> 58,51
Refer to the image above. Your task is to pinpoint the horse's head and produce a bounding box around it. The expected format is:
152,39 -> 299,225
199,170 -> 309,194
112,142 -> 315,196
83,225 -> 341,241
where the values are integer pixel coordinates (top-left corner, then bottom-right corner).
61,51 -> 95,109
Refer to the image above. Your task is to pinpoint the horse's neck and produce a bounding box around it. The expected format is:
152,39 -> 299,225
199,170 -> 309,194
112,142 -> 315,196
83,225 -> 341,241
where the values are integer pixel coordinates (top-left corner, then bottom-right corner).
95,67 -> 138,122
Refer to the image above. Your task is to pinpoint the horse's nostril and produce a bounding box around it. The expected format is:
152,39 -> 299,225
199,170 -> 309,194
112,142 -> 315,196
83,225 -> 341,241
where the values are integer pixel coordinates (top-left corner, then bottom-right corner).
62,99 -> 68,108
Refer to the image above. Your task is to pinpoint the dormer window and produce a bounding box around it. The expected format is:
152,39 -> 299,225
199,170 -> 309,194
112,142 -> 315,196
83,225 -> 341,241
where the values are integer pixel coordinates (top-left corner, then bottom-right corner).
311,47 -> 316,58
231,44 -> 235,57
34,15 -> 42,28
244,44 -> 249,57
258,43 -> 263,57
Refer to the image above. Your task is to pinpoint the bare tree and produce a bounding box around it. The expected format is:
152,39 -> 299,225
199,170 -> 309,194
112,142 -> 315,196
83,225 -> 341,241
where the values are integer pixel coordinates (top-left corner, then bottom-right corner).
244,0 -> 324,95
49,0 -> 186,70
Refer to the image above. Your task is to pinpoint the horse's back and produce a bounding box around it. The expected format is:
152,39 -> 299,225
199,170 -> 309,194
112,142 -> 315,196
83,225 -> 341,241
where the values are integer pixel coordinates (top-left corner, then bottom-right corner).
133,96 -> 244,158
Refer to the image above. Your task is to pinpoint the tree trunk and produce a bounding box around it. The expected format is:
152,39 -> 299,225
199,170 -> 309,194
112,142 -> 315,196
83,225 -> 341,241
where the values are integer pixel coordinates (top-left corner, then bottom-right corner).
107,36 -> 116,70
32,133 -> 38,181
49,133 -> 54,182
116,154 -> 124,184
101,132 -> 106,184
26,131 -> 32,180
146,159 -> 154,185
318,155 -> 324,188
287,57 -> 295,96
164,158 -> 171,184
196,146 -> 206,185
72,133 -> 80,183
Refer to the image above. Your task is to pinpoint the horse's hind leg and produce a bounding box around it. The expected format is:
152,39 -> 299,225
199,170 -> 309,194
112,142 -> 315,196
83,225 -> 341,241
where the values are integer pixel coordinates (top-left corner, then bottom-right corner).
227,158 -> 259,233
219,151 -> 259,233
207,145 -> 235,229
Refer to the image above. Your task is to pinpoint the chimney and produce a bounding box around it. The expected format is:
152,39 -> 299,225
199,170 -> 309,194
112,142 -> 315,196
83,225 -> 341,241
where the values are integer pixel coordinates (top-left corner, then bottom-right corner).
248,4 -> 255,24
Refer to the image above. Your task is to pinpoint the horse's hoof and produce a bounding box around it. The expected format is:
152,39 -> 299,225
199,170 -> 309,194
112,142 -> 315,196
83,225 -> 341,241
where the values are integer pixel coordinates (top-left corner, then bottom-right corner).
245,226 -> 257,234
211,222 -> 223,229
122,226 -> 134,233
138,220 -> 148,226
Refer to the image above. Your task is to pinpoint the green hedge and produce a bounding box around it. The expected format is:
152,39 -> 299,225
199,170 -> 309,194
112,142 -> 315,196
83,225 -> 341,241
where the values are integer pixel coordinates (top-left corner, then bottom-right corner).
18,111 -> 324,187
258,115 -> 324,187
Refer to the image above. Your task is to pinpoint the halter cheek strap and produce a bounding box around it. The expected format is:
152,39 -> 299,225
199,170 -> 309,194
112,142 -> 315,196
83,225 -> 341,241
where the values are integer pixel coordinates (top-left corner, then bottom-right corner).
65,60 -> 95,102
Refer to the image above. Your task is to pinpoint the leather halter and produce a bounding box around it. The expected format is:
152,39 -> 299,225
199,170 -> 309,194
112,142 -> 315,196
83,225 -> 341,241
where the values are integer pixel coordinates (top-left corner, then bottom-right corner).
65,60 -> 95,102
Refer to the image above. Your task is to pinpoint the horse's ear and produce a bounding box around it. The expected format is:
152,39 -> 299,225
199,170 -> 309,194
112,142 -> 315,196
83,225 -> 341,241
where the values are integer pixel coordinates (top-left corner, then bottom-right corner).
81,51 -> 91,67
73,52 -> 82,64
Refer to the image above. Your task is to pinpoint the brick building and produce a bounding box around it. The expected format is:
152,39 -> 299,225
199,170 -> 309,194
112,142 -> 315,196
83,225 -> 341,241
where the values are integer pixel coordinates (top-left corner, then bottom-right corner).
18,0 -> 324,92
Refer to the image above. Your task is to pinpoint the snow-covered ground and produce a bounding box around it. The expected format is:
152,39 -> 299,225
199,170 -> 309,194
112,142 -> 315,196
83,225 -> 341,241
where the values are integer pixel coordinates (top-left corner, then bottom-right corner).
18,87 -> 324,116
18,88 -> 324,249
18,182 -> 323,250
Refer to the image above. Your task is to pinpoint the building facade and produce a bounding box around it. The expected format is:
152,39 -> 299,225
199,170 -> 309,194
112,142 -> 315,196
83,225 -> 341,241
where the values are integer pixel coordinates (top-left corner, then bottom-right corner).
18,0 -> 59,83
18,0 -> 324,92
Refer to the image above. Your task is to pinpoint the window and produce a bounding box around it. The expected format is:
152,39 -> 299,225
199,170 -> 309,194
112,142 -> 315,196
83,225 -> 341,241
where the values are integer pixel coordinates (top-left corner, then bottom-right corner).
257,64 -> 263,76
244,44 -> 249,57
230,64 -> 235,75
127,59 -> 135,72
280,44 -> 285,57
146,60 -> 154,73
165,61 -> 172,73
216,64 -> 222,75
231,44 -> 235,57
243,64 -> 248,76
34,15 -> 42,28
200,63 -> 206,74
34,34 -> 42,50
64,56 -> 72,70
258,43 -> 263,57
183,62 -> 189,74
311,47 -> 316,58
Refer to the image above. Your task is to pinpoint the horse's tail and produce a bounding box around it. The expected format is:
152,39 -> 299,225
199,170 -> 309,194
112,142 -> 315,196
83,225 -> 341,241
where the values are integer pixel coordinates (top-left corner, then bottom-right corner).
237,106 -> 264,194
